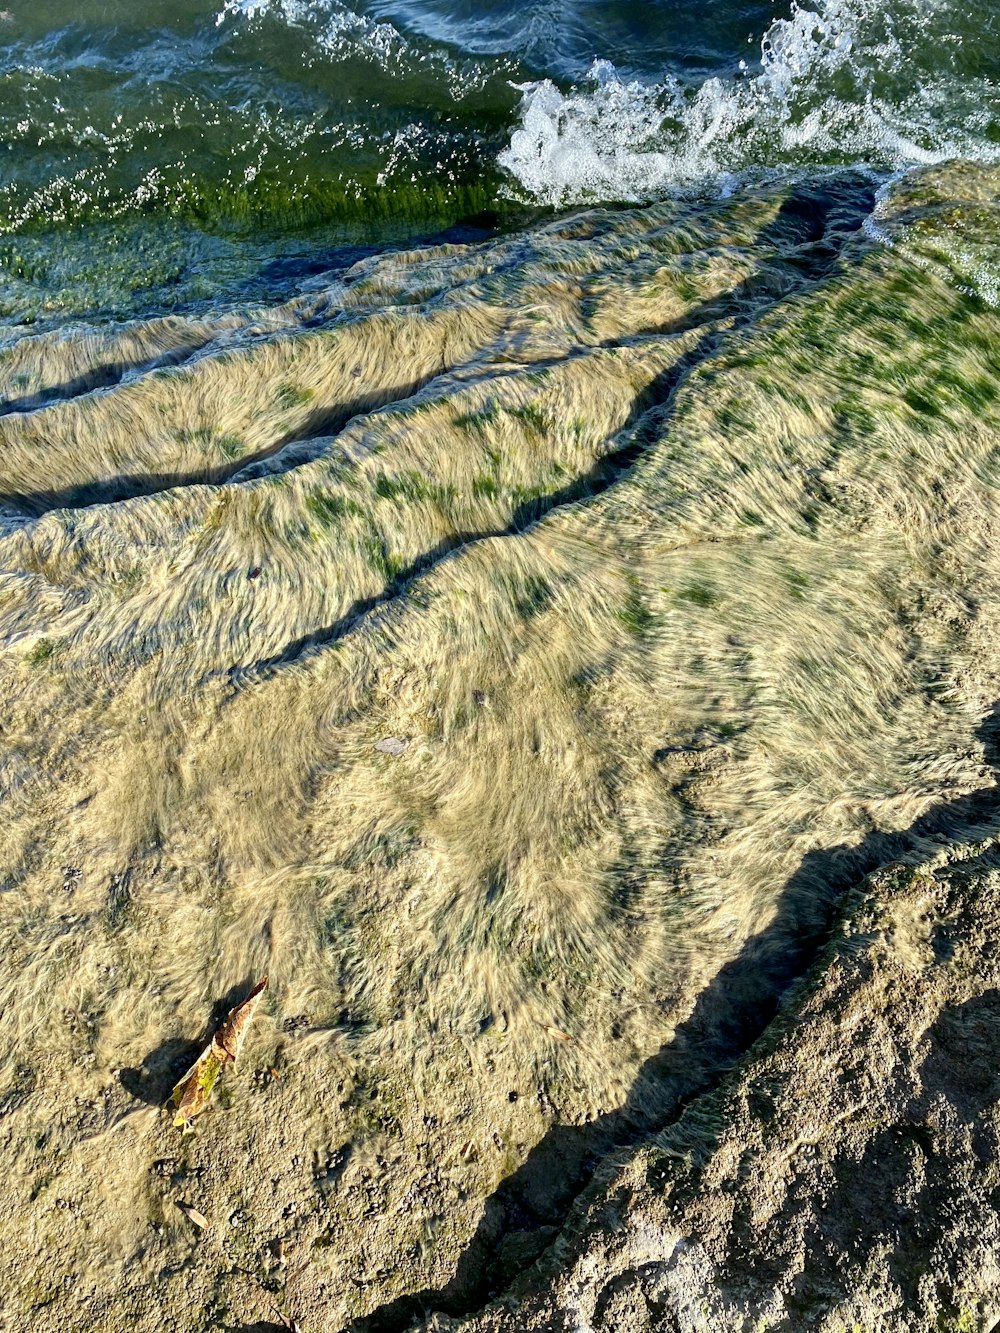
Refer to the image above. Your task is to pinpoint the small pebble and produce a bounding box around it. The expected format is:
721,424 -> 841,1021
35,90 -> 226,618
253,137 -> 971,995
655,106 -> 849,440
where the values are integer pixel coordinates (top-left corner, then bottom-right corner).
374,737 -> 409,755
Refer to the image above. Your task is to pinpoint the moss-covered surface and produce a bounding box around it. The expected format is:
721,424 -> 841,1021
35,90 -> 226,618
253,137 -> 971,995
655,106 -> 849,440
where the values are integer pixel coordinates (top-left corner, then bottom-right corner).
1,165 -> 1000,1331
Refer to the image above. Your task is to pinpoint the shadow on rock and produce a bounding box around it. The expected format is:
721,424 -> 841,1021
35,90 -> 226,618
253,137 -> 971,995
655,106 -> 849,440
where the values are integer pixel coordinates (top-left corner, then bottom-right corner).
119,1036 -> 204,1106
351,698 -> 1000,1331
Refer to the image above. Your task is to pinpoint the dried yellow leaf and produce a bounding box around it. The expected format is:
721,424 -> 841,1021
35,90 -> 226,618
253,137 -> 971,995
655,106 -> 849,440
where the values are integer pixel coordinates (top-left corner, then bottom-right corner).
216,975 -> 269,1061
171,1037 -> 229,1131
170,976 -> 268,1131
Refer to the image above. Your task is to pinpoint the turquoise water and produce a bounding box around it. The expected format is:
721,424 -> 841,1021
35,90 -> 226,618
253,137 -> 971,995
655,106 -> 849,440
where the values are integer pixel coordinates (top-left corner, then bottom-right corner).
2,0 -> 998,320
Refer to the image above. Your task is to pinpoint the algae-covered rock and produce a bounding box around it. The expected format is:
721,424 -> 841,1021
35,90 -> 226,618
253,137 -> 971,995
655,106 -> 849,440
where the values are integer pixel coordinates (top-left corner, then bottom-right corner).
1,163 -> 1000,1331
446,849 -> 1000,1332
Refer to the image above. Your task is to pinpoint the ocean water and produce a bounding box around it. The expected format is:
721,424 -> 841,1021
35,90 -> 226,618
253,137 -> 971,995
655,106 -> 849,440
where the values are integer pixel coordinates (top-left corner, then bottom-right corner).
1,0 -> 998,320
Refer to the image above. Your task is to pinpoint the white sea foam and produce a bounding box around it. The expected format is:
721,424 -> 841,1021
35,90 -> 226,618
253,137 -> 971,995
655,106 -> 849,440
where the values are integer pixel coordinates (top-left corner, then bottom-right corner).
216,0 -> 273,21
864,172 -> 1000,307
216,0 -> 406,65
498,0 -> 1000,205
215,0 -> 504,92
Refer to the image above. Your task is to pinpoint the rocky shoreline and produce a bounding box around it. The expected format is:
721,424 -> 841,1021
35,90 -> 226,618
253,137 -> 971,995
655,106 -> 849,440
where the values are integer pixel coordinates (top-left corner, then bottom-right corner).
426,846 -> 1000,1332
1,163 -> 999,1332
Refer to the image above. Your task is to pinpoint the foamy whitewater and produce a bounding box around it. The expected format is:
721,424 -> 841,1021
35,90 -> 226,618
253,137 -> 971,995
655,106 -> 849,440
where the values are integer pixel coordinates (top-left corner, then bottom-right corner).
497,0 -> 1000,204
215,0 -> 1000,205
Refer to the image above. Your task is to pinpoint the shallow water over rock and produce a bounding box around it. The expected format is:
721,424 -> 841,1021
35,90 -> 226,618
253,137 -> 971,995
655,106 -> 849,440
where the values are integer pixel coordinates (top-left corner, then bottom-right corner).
2,163 -> 1000,1329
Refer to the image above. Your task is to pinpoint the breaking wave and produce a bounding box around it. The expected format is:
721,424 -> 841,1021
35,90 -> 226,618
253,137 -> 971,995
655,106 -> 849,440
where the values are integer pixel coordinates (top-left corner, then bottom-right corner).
498,0 -> 1000,205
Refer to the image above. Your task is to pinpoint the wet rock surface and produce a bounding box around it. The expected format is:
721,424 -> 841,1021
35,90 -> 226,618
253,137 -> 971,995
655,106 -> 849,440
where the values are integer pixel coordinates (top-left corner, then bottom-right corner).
432,848 -> 1000,1332
2,164 -> 1000,1331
